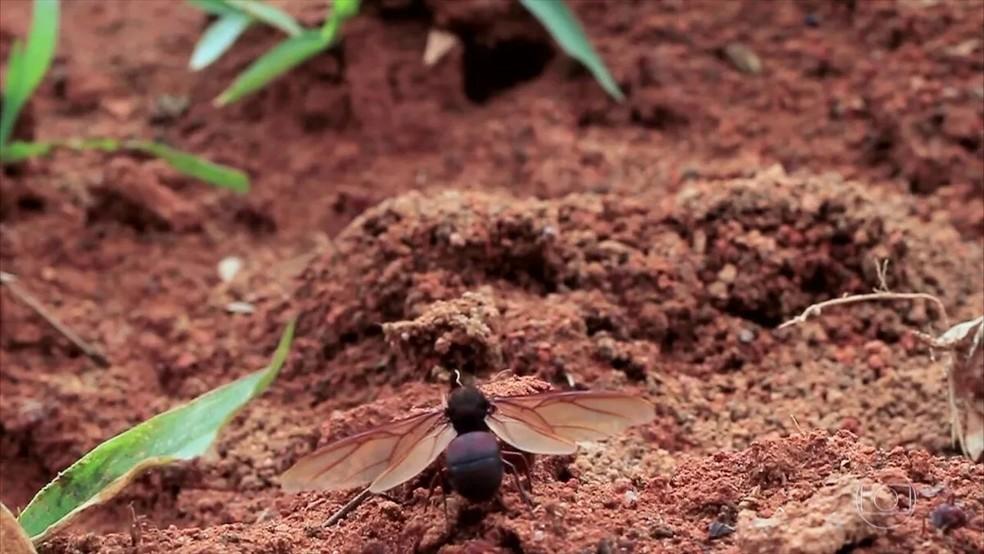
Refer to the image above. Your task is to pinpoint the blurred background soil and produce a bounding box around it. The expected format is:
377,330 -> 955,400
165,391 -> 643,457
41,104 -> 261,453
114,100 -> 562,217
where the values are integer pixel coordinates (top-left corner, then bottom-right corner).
0,0 -> 982,552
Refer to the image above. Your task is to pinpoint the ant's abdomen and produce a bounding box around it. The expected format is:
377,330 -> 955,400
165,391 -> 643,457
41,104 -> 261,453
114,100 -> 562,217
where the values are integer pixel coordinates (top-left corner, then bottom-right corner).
445,431 -> 503,502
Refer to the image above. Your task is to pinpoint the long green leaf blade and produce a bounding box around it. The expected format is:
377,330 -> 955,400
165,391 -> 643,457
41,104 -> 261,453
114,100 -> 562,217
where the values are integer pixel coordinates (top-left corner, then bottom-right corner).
518,0 -> 623,101
189,11 -> 252,70
0,140 -> 53,163
17,320 -> 296,542
0,0 -> 59,147
0,42 -> 27,148
126,141 -> 250,193
214,30 -> 328,106
226,0 -> 302,36
321,0 -> 360,40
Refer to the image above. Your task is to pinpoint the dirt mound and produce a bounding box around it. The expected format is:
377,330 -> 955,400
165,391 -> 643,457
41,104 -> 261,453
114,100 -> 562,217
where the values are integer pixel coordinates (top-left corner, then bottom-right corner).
292,167 -> 976,389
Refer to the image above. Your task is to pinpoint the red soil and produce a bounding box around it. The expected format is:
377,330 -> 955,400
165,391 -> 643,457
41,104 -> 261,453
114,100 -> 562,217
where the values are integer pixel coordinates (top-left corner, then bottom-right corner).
1,0 -> 982,552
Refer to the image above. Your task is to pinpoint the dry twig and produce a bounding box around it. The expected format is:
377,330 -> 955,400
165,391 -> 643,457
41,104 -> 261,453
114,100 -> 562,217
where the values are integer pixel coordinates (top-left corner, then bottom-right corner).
777,260 -> 984,462
323,487 -> 373,528
779,291 -> 950,332
0,271 -> 110,367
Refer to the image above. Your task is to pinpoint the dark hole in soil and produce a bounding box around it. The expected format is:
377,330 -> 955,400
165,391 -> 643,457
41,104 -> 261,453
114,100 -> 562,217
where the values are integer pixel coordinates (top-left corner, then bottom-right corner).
802,266 -> 831,293
462,38 -> 554,103
364,323 -> 383,337
443,343 -> 483,375
498,528 -> 524,554
835,536 -> 876,554
233,206 -> 278,235
631,103 -> 689,131
16,194 -> 45,213
584,314 -> 617,336
957,136 -> 980,152
555,464 -> 574,482
490,250 -> 558,294
721,353 -> 745,372
86,191 -> 169,233
723,298 -> 783,329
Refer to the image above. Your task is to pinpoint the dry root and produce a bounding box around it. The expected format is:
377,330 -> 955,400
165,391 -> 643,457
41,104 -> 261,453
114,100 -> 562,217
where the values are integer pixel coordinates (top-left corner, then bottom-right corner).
779,262 -> 983,462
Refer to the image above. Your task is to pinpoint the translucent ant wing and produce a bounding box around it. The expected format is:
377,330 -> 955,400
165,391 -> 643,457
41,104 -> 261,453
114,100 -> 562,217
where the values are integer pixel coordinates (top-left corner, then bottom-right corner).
280,410 -> 455,494
369,423 -> 457,493
485,391 -> 655,455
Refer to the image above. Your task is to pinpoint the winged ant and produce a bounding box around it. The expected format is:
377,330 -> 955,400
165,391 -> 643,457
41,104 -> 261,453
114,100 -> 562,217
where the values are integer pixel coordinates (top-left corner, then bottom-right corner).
280,371 -> 655,526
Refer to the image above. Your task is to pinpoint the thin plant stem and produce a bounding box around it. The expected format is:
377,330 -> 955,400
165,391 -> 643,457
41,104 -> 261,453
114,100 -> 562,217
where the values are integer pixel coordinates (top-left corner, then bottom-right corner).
322,488 -> 372,528
0,271 -> 110,367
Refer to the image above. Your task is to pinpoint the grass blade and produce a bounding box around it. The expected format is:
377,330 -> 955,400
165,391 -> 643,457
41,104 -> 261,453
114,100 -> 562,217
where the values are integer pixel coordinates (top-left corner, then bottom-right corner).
189,11 -> 252,70
214,30 -> 328,106
0,0 -> 59,148
17,320 -> 296,543
321,0 -> 360,40
1,42 -> 27,148
64,137 -> 121,151
518,0 -> 623,101
226,0 -> 302,36
0,140 -> 53,163
1,138 -> 249,194
126,141 -> 250,193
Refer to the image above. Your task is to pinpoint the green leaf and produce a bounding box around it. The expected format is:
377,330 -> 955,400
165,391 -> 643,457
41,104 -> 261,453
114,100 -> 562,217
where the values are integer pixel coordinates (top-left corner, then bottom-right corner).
214,30 -> 329,106
518,0 -> 623,101
226,0 -> 302,37
321,0 -> 360,41
126,141 -> 250,193
0,0 -> 59,148
189,11 -> 252,70
65,137 -> 121,152
17,320 -> 296,543
0,140 -> 53,163
0,138 -> 249,193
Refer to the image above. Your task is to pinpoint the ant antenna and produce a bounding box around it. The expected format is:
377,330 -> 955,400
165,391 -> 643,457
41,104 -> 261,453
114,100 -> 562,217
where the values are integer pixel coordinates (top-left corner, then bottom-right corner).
452,369 -> 463,388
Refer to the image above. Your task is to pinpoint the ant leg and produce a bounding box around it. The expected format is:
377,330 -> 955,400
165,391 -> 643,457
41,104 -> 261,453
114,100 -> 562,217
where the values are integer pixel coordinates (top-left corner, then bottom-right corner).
502,449 -> 535,492
426,467 -> 452,531
425,469 -> 442,502
378,492 -> 403,504
501,458 -> 535,510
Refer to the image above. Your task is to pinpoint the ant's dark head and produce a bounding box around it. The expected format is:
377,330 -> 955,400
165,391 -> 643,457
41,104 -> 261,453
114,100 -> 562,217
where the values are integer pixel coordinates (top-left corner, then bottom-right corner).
445,385 -> 491,433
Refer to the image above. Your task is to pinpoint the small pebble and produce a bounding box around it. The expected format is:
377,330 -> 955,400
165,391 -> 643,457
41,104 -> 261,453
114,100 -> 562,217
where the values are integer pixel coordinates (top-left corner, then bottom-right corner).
717,264 -> 737,284
724,43 -> 762,74
217,256 -> 243,283
226,301 -> 255,314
